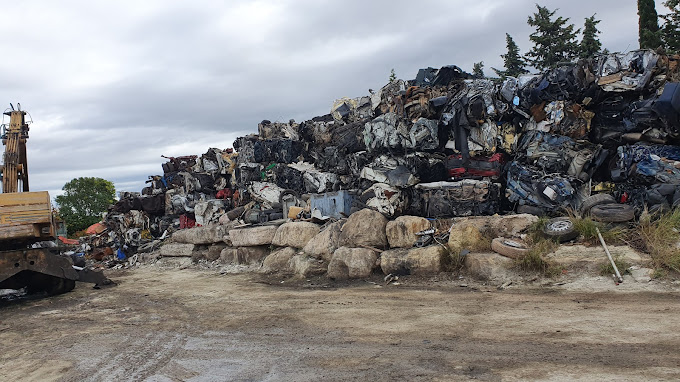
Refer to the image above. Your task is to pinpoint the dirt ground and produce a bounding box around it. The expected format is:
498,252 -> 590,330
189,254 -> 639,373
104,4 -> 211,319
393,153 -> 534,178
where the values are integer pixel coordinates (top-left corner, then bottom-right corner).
1,267 -> 680,382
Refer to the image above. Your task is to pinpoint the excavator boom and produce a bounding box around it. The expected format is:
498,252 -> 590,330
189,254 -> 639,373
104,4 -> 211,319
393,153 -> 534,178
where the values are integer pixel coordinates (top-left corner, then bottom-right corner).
1,109 -> 30,193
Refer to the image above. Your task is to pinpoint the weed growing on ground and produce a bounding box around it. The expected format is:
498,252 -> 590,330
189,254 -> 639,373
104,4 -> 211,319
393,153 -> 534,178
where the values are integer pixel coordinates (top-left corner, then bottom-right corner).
570,215 -> 627,246
527,216 -> 550,243
652,268 -> 668,279
515,217 -> 563,277
514,235 -> 562,277
632,210 -> 680,273
444,247 -> 466,272
443,230 -> 493,272
599,255 -> 630,276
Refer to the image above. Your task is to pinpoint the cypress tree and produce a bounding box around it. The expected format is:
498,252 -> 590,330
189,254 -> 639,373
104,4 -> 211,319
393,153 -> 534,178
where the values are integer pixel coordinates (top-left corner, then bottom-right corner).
638,0 -> 663,49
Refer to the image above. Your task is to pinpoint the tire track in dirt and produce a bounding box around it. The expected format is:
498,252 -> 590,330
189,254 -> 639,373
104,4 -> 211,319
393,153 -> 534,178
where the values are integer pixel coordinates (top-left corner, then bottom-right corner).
81,332 -> 186,382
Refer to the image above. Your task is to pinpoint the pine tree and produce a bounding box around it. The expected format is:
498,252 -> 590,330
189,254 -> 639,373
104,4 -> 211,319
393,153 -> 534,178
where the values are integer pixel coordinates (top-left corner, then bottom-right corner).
662,0 -> 680,52
526,5 -> 580,70
638,0 -> 663,49
579,15 -> 602,58
473,61 -> 485,78
389,68 -> 396,83
493,33 -> 528,78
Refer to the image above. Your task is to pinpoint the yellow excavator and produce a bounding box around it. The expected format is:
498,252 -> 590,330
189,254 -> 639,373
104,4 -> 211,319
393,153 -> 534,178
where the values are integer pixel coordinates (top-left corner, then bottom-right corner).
0,104 -> 108,297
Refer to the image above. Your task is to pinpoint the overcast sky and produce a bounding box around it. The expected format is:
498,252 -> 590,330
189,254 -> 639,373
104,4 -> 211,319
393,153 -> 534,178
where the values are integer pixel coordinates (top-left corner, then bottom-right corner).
0,0 -> 668,199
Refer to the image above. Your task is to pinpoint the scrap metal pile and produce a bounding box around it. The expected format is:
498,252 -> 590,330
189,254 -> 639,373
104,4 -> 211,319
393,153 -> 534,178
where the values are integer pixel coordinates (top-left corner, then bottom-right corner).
92,49 -> 680,258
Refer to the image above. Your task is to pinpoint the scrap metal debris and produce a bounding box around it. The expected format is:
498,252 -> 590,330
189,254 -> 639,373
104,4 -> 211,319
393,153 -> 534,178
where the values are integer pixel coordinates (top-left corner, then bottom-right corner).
71,50 -> 680,263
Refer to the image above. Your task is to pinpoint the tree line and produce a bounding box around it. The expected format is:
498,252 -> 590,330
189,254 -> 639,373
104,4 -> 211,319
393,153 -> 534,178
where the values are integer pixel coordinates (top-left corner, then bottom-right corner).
474,2 -> 680,79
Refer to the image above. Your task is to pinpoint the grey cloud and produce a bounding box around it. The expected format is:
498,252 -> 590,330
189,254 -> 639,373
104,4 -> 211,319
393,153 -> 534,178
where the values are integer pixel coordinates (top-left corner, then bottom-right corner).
0,0 -> 662,197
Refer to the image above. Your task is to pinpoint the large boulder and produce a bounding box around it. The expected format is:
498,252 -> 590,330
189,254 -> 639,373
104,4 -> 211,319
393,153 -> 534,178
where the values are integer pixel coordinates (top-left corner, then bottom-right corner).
302,220 -> 345,262
272,222 -> 321,248
160,243 -> 196,257
220,246 -> 270,265
205,243 -> 227,262
261,247 -> 298,274
229,225 -> 278,247
327,247 -> 378,280
380,245 -> 444,275
448,225 -> 484,253
339,209 -> 388,248
289,255 -> 328,277
544,244 -> 649,271
172,224 -> 228,245
489,214 -> 538,237
219,247 -> 239,264
464,252 -> 514,281
190,244 -> 210,262
385,216 -> 431,248
450,214 -> 538,238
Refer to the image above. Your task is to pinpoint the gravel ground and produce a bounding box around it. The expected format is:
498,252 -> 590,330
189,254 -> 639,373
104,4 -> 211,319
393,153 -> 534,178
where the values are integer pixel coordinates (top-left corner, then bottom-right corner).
1,266 -> 680,381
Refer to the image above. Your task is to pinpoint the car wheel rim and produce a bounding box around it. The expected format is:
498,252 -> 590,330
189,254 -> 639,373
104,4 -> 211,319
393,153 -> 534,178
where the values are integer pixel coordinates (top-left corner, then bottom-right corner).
503,240 -> 526,249
548,220 -> 572,232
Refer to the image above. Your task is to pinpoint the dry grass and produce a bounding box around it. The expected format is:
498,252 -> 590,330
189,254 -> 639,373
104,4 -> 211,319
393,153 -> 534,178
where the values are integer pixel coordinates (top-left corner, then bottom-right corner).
513,219 -> 562,277
569,214 -> 627,246
527,216 -> 550,243
652,268 -> 668,279
444,248 -> 466,272
514,238 -> 562,277
629,210 -> 680,273
443,230 -> 493,272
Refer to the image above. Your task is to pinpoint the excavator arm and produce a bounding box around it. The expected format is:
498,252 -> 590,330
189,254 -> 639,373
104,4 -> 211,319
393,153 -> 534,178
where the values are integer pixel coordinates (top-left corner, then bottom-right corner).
1,106 -> 30,193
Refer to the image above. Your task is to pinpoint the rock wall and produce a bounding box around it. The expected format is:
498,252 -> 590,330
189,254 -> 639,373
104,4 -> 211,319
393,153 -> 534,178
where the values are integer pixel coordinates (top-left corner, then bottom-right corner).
154,209 -> 539,281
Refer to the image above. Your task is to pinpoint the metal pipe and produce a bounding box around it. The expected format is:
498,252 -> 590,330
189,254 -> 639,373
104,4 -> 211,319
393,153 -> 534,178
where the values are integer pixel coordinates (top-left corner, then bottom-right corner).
596,227 -> 623,283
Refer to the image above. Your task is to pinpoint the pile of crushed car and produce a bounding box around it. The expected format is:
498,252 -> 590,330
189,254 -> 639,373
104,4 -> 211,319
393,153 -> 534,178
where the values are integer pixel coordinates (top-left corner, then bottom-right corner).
80,49 -> 680,261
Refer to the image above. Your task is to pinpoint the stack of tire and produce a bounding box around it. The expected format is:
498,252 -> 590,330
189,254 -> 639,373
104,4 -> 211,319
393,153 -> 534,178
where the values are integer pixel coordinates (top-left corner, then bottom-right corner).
579,194 -> 635,223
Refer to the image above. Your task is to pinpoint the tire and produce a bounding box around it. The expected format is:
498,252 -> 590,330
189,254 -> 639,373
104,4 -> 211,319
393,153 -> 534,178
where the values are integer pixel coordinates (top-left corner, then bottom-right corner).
517,205 -> 545,216
491,237 -> 529,259
590,203 -> 635,223
648,203 -> 670,216
542,217 -> 578,242
673,195 -> 680,209
278,189 -> 299,204
579,194 -> 616,216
